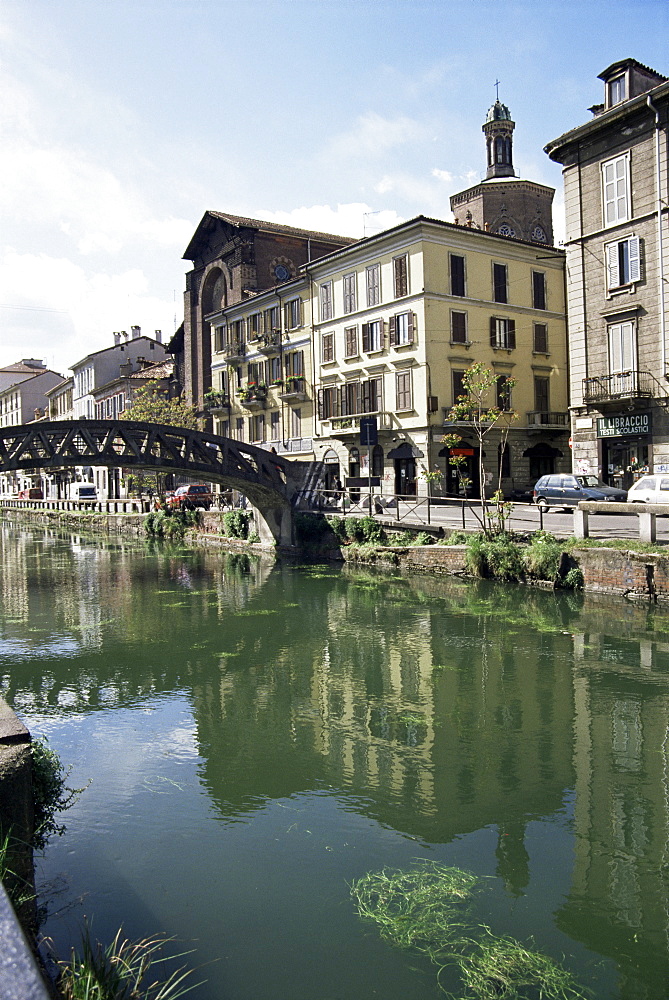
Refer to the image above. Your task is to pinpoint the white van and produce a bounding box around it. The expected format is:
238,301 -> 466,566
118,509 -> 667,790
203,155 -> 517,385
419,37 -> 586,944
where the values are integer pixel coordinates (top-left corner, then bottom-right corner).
70,484 -> 97,501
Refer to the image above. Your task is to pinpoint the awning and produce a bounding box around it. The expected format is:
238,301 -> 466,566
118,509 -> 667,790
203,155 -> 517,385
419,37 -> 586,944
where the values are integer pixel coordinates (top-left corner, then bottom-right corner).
387,442 -> 424,459
523,443 -> 563,458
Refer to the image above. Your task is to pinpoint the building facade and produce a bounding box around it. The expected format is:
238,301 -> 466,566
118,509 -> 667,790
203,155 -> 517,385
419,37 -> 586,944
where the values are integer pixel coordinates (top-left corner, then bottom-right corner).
71,328 -> 168,419
306,215 -> 568,499
546,59 -> 669,489
181,212 -> 353,411
0,367 -> 64,496
208,277 -> 315,459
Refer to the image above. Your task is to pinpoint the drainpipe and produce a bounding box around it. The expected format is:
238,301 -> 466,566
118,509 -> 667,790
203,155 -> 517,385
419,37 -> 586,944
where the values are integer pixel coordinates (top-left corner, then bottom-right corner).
647,94 -> 667,375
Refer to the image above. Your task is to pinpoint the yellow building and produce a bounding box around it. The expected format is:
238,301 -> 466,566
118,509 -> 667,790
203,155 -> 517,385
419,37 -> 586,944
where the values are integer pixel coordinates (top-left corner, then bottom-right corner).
306,215 -> 568,498
207,276 -> 316,458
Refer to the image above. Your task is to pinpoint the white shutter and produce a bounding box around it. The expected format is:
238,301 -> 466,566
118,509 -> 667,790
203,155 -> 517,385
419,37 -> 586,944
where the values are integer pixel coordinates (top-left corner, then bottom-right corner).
608,323 -> 623,373
606,242 -> 620,290
628,236 -> 641,282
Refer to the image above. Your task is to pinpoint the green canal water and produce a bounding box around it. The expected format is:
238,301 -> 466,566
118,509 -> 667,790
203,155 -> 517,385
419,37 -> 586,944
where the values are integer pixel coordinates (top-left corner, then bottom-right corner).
1,521 -> 669,1000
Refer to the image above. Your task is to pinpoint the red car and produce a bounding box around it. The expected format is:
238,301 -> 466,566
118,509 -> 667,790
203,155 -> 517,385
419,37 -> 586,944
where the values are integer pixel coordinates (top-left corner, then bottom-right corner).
166,484 -> 212,511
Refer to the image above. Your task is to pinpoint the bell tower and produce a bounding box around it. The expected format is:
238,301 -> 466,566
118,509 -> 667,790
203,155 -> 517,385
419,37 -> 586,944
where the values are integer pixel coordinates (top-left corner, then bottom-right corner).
450,92 -> 555,245
483,98 -> 515,179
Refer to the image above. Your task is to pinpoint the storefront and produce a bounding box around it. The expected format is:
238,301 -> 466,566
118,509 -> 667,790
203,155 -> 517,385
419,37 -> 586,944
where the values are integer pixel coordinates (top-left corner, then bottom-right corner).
597,411 -> 651,490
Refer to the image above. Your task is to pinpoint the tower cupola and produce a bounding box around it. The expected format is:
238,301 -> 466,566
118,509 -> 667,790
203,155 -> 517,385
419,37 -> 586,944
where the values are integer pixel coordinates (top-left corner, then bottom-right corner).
483,99 -> 515,179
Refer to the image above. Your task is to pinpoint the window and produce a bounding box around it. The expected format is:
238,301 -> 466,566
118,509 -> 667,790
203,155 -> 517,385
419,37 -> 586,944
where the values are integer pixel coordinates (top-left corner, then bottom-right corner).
321,331 -> 335,363
393,254 -> 408,297
248,361 -> 264,384
389,312 -> 414,347
452,370 -> 467,404
343,273 -> 357,313
264,305 -> 279,333
235,417 -> 244,441
496,375 -> 512,411
493,263 -> 508,303
291,408 -> 301,440
284,351 -> 303,377
609,75 -> 626,106
602,153 -> 630,226
533,323 -> 548,353
534,376 -> 550,412
450,254 -> 466,296
249,312 -> 262,339
230,319 -> 245,343
396,371 -> 413,411
366,264 -> 380,306
606,236 -> 642,290
268,356 -> 282,383
362,320 -> 383,352
285,298 -> 302,330
490,317 -> 516,349
320,281 -> 333,321
214,326 -> 225,352
451,311 -> 467,344
270,410 -> 280,440
250,414 -> 265,443
318,385 -> 337,419
608,320 -> 636,373
344,326 -> 358,358
532,271 -> 546,310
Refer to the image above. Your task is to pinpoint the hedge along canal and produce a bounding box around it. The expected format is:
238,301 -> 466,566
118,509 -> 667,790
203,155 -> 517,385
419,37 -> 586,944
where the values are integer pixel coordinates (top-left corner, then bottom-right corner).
2,504 -> 669,601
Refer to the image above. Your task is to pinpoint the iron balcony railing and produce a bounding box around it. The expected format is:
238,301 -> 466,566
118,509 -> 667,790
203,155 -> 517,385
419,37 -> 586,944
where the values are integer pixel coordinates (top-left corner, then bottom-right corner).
223,340 -> 246,361
583,370 -> 666,404
526,410 -> 569,427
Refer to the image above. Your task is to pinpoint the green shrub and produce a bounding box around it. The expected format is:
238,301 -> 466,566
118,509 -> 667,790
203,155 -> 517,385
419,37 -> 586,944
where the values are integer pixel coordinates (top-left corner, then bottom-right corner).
222,509 -> 251,539
524,531 -> 563,583
144,509 -> 198,541
562,566 -> 584,590
465,533 -> 524,582
327,516 -> 348,543
443,530 -> 469,545
358,516 -> 386,545
413,532 -> 435,546
31,737 -> 84,850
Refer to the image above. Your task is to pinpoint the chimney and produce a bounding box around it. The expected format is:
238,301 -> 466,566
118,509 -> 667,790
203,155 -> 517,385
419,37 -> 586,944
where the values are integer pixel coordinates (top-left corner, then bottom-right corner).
131,325 -> 141,340
154,329 -> 162,343
119,361 -> 133,377
113,332 -> 121,346
22,359 -> 46,369
121,331 -> 128,341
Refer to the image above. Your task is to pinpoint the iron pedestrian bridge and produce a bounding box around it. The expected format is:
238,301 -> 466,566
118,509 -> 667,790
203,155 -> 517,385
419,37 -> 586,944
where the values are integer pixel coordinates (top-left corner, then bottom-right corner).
0,419 -> 319,546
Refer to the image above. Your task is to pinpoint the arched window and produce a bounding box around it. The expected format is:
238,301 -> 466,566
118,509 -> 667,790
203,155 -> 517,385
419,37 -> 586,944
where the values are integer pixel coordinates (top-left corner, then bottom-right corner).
349,447 -> 360,477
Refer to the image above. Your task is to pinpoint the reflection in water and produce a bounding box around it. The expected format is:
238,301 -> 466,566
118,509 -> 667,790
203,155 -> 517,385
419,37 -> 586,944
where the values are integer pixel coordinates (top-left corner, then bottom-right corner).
2,521 -> 669,998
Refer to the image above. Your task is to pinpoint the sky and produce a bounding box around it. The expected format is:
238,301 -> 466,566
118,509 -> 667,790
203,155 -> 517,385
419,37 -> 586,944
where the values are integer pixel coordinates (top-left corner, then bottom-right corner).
1,0 -> 667,377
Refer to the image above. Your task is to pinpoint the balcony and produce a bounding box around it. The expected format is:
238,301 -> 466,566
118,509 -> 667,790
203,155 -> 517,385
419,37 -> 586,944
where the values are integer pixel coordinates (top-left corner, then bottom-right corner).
202,391 -> 230,413
323,411 -> 393,437
257,330 -> 282,355
583,370 -> 666,405
526,410 -> 569,429
238,384 -> 268,409
278,376 -> 308,402
223,340 -> 246,362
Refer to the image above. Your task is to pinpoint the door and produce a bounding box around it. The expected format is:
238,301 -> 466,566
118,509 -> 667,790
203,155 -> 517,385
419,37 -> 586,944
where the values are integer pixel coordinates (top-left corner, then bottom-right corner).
394,458 -> 416,497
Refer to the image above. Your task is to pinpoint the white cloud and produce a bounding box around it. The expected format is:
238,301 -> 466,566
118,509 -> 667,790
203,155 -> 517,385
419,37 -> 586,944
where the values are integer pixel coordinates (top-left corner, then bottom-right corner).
255,202 -> 405,241
321,112 -> 429,163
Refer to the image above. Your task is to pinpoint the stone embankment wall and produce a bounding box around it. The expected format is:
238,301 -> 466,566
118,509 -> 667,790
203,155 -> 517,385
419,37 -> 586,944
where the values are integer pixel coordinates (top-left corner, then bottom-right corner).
3,506 -> 669,601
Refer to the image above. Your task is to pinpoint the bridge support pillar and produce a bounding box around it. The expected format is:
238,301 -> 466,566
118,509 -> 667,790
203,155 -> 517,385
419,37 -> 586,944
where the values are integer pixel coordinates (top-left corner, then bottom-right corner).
254,505 -> 294,548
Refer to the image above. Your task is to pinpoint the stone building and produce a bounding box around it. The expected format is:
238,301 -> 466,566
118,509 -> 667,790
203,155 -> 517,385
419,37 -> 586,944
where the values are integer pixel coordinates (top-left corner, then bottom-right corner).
307,215 -> 568,499
180,212 -> 354,411
545,59 -> 669,488
450,98 -> 555,245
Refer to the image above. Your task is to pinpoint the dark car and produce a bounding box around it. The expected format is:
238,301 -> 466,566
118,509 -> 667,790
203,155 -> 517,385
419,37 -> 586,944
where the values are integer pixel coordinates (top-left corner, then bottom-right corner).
167,484 -> 212,511
533,474 -> 627,511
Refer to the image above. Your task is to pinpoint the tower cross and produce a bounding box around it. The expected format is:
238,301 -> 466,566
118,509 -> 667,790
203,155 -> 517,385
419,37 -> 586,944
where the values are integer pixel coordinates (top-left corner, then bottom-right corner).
495,78 -> 501,100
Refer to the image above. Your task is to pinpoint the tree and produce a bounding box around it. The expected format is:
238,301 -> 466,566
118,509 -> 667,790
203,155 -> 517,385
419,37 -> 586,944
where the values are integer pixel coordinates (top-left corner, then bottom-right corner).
121,380 -> 197,429
121,380 -> 198,495
443,362 -> 517,538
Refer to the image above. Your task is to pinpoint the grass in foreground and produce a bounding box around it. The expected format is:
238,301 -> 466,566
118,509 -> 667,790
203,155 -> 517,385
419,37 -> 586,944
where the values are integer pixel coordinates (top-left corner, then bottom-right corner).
55,926 -> 202,1000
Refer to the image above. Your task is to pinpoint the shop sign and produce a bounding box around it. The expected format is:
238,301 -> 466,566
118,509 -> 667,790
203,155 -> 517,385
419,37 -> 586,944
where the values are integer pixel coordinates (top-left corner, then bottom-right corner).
596,412 -> 651,438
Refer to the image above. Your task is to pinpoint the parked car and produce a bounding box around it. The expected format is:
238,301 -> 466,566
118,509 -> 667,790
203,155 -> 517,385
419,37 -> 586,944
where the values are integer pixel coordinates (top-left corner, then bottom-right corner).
167,484 -> 212,511
533,474 -> 627,511
627,475 -> 669,504
69,484 -> 97,501
17,487 -> 43,500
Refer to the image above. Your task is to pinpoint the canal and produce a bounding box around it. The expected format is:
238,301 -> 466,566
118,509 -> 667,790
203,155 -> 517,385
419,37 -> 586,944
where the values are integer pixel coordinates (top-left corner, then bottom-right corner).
1,521 -> 668,1000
